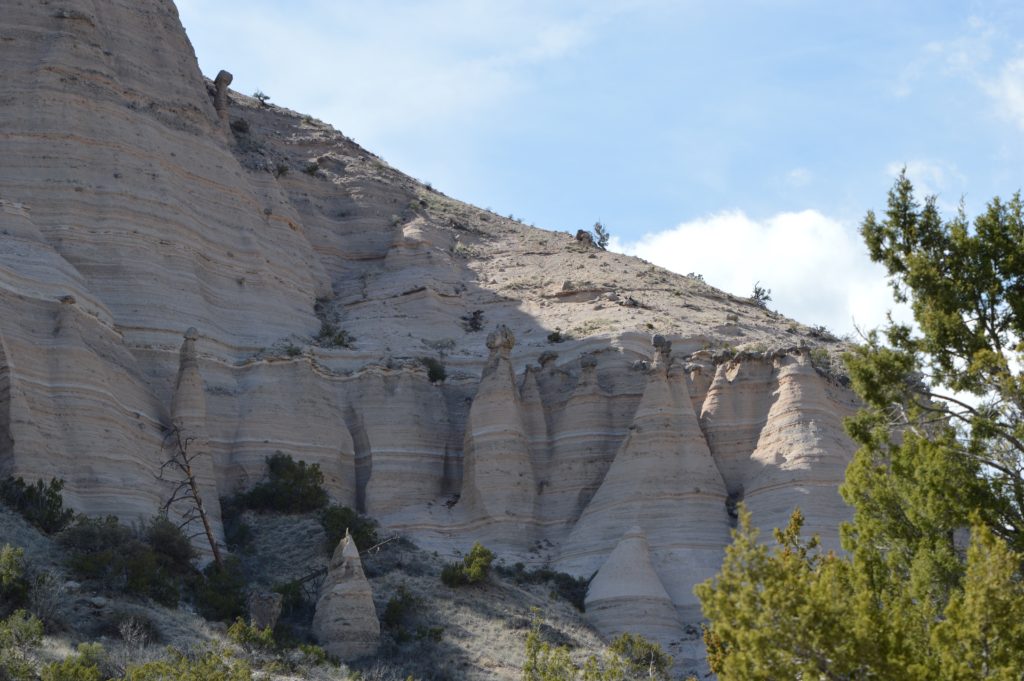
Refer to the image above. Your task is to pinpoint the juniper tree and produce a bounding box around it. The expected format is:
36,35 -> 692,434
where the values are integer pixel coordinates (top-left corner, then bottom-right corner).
697,172 -> 1024,679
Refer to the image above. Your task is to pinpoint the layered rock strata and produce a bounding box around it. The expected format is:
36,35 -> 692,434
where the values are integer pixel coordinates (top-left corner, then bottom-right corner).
312,530 -> 380,660
584,526 -> 681,644
0,0 -> 862,668
556,338 -> 732,623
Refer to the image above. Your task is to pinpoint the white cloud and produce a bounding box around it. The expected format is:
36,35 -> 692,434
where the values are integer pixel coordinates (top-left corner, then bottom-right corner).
983,57 -> 1024,130
610,210 -> 910,336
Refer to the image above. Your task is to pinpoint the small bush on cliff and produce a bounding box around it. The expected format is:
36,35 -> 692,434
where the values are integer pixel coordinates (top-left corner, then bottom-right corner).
441,542 -> 494,586
320,505 -> 378,552
232,453 -> 329,514
750,281 -> 771,308
315,321 -> 353,348
420,357 -> 446,383
0,477 -> 75,534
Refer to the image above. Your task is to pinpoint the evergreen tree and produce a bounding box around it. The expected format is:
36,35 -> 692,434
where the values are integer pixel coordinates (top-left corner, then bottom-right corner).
697,172 -> 1024,679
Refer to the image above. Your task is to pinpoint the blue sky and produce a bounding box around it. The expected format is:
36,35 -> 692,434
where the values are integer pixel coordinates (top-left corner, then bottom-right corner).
176,1 -> 1024,334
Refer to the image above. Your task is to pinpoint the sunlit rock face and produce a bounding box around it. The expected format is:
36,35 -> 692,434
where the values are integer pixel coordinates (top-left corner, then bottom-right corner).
0,0 -> 859,668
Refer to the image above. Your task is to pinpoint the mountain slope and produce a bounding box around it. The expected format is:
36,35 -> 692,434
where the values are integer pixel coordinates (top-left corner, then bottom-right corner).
0,1 -> 858,675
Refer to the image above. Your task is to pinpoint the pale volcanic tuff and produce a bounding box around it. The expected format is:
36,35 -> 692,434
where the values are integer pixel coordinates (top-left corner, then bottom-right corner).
0,0 -> 858,667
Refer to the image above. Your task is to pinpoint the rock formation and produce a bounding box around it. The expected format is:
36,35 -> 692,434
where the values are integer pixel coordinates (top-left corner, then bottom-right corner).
458,326 -> 537,548
0,0 -> 861,667
557,337 -> 731,623
312,530 -> 380,660
584,526 -> 681,644
213,70 -> 233,123
247,590 -> 284,631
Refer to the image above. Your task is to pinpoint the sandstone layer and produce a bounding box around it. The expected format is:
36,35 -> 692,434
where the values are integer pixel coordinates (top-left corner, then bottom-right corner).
0,0 -> 860,667
312,530 -> 380,660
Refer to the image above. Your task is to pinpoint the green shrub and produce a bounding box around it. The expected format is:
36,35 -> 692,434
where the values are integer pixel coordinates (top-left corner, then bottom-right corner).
196,557 -> 248,622
523,615 -> 672,680
440,562 -> 467,587
441,542 -> 494,587
124,645 -> 252,680
382,584 -> 418,630
41,642 -> 106,681
315,322 -> 354,348
319,505 -> 378,552
0,477 -> 75,534
144,515 -> 198,575
608,632 -> 673,679
463,543 -> 494,582
223,517 -> 253,553
302,161 -> 320,176
233,453 -> 329,514
59,515 -> 192,607
496,563 -> 589,611
420,357 -> 446,383
0,609 -> 43,681
227,617 -> 276,654
0,545 -> 29,613
296,643 -> 330,666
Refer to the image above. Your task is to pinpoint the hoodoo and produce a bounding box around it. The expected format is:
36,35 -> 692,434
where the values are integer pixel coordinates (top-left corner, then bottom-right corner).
312,530 -> 380,660
0,1 -> 861,674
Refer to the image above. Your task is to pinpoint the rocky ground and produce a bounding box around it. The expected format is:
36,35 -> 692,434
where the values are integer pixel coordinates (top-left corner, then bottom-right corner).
1,505 -> 607,680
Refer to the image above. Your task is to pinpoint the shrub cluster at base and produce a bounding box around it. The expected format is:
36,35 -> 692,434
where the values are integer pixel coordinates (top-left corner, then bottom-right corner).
59,514 -> 248,622
523,613 -> 673,680
441,542 -> 494,586
59,515 -> 196,607
0,477 -> 74,534
495,562 -> 590,611
227,453 -> 329,514
320,505 -> 378,552
0,545 -> 29,614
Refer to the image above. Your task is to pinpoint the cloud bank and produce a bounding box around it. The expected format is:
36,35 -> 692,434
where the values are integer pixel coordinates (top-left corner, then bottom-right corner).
610,210 -> 908,336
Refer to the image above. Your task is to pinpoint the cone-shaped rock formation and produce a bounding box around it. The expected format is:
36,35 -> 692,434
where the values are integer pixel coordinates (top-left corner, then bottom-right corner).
312,529 -> 380,661
585,526 -> 681,645
558,337 -> 731,621
459,326 -> 536,545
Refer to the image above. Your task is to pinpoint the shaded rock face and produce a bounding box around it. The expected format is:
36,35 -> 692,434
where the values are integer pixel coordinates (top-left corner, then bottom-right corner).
247,590 -> 283,632
312,531 -> 380,660
0,0 -> 859,662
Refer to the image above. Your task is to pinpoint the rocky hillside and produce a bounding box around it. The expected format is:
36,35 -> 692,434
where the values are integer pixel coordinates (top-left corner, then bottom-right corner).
1,0 -> 858,676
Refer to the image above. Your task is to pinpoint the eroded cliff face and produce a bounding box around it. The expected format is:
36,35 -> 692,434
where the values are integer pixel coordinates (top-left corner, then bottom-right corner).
0,0 -> 859,667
